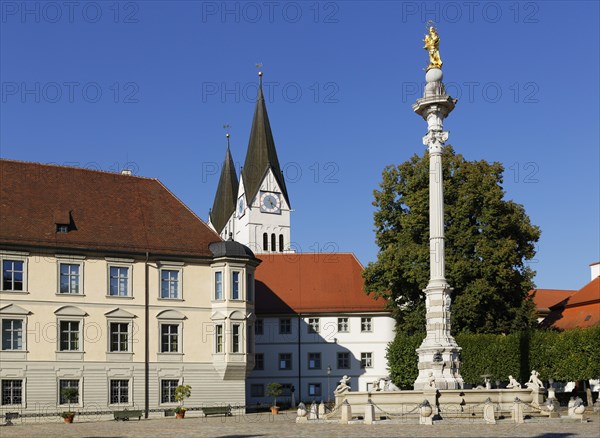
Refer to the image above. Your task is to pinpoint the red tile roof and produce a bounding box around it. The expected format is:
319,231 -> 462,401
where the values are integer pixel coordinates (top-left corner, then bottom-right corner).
0,159 -> 220,257
544,277 -> 600,330
529,289 -> 577,311
254,253 -> 389,314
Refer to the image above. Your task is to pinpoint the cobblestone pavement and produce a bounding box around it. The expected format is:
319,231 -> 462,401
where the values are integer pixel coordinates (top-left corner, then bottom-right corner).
1,412 -> 599,437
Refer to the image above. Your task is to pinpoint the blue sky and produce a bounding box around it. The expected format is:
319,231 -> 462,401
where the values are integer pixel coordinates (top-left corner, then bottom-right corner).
1,1 -> 598,290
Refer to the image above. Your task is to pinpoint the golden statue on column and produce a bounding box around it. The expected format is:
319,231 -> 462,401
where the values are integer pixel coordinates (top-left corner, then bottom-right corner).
424,26 -> 442,71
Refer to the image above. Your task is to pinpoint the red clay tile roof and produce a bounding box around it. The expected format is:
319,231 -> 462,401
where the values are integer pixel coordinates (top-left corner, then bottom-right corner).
0,159 -> 221,257
543,277 -> 600,330
529,289 -> 577,311
254,253 -> 389,314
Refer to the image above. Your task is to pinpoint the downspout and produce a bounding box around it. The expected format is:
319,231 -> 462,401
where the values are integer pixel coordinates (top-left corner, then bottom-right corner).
297,314 -> 302,402
144,251 -> 150,418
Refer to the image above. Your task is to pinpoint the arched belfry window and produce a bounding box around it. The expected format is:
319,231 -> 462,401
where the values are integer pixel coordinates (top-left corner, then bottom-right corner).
271,234 -> 276,252
263,233 -> 268,251
279,234 -> 284,252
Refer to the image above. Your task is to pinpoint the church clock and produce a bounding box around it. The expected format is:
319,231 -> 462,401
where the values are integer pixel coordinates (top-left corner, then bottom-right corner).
260,191 -> 281,214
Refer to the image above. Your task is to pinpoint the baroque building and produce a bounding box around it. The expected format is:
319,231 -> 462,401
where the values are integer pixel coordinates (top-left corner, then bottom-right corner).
0,159 -> 258,417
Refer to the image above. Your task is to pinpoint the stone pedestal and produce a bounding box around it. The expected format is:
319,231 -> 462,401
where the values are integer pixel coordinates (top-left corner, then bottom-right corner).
364,399 -> 375,424
340,400 -> 352,424
318,401 -> 326,417
483,398 -> 496,424
512,398 -> 524,424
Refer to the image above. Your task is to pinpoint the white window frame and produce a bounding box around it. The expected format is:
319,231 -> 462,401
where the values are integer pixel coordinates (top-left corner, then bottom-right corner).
56,256 -> 85,295
361,317 -> 373,333
108,320 -> 132,353
1,378 -> 25,407
160,378 -> 181,405
246,272 -> 254,302
159,267 -> 182,300
308,318 -> 320,334
254,353 -> 264,370
1,317 -> 25,351
108,378 -> 132,406
255,319 -> 264,335
231,323 -> 242,353
308,383 -> 322,398
215,323 -> 224,354
57,378 -> 83,408
361,352 -> 373,368
279,353 -> 292,370
337,317 -> 349,333
337,352 -> 350,369
231,270 -> 242,300
106,260 -> 133,298
57,319 -> 83,352
0,252 -> 28,293
159,322 -> 181,354
214,271 -> 224,301
308,352 -> 321,370
279,318 -> 291,335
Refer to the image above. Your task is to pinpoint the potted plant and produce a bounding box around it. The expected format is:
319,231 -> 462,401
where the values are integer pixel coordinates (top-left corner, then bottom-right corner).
60,387 -> 78,423
266,382 -> 283,414
174,384 -> 192,419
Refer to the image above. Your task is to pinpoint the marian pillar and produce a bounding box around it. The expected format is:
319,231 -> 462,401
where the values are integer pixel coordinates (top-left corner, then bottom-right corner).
412,26 -> 464,390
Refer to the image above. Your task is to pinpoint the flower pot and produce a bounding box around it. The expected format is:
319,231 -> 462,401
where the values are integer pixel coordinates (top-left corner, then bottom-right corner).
271,406 -> 280,415
176,410 -> 186,419
63,413 -> 75,423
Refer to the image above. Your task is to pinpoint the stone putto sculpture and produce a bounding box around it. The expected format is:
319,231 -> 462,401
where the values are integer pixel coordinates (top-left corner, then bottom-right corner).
334,375 -> 351,394
525,370 -> 544,390
507,375 -> 522,389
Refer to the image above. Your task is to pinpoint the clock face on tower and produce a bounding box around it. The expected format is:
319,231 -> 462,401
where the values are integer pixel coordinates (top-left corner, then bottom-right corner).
260,191 -> 281,214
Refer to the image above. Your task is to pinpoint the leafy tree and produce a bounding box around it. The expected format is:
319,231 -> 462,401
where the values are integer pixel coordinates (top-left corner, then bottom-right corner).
364,146 -> 540,334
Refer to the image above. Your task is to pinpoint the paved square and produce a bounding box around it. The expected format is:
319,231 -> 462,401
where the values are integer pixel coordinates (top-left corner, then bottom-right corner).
1,412 -> 599,437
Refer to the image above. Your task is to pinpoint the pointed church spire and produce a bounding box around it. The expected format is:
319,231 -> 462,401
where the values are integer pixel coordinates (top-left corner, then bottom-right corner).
209,131 -> 239,234
241,71 -> 290,208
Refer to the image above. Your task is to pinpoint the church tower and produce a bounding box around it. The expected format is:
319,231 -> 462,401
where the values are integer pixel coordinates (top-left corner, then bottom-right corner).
208,71 -> 291,254
236,71 -> 291,254
208,133 -> 239,240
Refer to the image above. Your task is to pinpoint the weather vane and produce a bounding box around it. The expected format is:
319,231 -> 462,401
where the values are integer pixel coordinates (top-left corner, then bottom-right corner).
423,22 -> 442,71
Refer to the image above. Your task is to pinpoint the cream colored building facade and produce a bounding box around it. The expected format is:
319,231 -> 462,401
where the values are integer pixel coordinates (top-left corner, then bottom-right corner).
0,160 -> 259,419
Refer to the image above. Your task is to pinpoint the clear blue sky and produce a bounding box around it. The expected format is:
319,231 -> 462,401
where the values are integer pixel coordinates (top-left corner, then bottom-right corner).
1,1 -> 598,290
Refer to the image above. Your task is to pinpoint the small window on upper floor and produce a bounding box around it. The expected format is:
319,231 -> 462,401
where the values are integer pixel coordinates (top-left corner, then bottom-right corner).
263,233 -> 268,251
271,234 -> 276,252
279,234 -> 284,252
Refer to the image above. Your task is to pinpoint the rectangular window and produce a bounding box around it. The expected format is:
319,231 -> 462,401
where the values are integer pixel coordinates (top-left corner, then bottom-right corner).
215,271 -> 223,300
361,317 -> 373,332
337,352 -> 350,369
254,353 -> 264,370
246,273 -> 254,302
232,324 -> 240,353
361,352 -> 373,368
308,383 -> 321,397
161,379 -> 178,403
215,324 -> 223,353
160,324 -> 179,353
308,352 -> 321,370
160,270 -> 179,299
247,324 -> 254,354
59,263 -> 80,294
255,319 -> 264,335
59,379 -> 79,405
109,266 -> 129,296
308,318 -> 319,333
1,380 -> 22,405
337,317 -> 349,333
2,260 -> 23,291
232,271 -> 240,299
279,353 -> 292,370
1,319 -> 23,350
250,384 -> 264,397
110,322 -> 129,352
279,318 -> 291,335
110,379 -> 129,404
59,321 -> 80,351
281,383 -> 293,397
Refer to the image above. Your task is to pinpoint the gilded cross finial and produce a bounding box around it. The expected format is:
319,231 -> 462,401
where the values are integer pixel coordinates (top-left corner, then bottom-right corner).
223,124 -> 231,147
423,22 -> 443,71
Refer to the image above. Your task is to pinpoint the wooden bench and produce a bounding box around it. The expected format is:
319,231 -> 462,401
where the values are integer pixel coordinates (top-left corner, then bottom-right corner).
113,409 -> 143,421
202,405 -> 232,417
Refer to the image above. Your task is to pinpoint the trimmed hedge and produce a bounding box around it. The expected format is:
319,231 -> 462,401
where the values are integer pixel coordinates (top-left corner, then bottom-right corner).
387,326 -> 600,387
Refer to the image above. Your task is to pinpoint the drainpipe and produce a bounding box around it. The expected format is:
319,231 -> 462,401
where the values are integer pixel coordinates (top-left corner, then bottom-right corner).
144,252 -> 150,418
297,314 -> 302,402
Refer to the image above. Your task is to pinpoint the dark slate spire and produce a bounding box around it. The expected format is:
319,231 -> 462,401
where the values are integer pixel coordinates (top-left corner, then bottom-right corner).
209,133 -> 239,234
241,72 -> 290,208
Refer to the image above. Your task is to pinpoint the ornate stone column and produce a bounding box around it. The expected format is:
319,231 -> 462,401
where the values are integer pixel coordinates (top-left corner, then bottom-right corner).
412,27 -> 464,390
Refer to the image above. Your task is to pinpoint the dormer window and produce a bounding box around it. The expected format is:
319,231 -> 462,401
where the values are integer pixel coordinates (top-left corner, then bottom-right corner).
54,210 -> 74,233
56,224 -> 69,233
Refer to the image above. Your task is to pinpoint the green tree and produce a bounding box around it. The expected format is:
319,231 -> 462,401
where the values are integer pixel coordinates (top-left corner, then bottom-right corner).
363,146 -> 540,334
